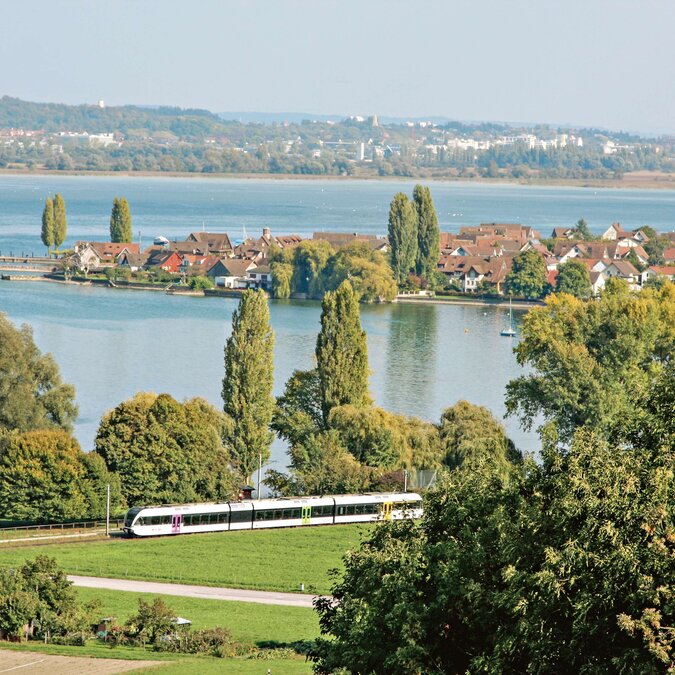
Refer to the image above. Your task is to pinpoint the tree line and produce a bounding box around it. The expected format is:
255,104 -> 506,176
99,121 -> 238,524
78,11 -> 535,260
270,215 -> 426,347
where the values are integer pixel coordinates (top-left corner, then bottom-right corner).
39,194 -> 134,253
0,281 -> 517,520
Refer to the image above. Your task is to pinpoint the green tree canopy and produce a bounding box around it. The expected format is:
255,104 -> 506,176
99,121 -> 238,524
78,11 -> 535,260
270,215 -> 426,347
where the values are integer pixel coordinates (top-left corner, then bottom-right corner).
574,216 -> 594,240
40,197 -> 54,251
388,192 -> 418,284
329,404 -> 442,470
222,289 -> 275,481
504,249 -> 549,299
439,400 -> 520,475
0,430 -> 91,521
413,185 -> 440,279
109,197 -> 132,243
95,392 -> 237,505
641,225 -> 669,265
506,281 -> 675,442
316,280 -> 371,422
290,239 -> 333,297
270,260 -> 293,299
52,193 -> 67,249
323,243 -> 397,302
555,258 -> 592,298
0,556 -> 97,641
0,313 -> 78,434
312,420 -> 674,674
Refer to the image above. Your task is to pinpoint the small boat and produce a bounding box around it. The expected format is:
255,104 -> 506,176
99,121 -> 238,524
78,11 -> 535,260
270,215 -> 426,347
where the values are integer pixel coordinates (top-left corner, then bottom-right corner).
501,298 -> 517,337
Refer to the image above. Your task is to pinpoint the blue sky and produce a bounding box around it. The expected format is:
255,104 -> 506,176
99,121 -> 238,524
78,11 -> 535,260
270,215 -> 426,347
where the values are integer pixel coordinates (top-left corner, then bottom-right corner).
2,0 -> 674,133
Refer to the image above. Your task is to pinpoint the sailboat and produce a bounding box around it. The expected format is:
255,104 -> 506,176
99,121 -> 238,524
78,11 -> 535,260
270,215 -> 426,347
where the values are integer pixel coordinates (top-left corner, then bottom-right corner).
500,298 -> 517,337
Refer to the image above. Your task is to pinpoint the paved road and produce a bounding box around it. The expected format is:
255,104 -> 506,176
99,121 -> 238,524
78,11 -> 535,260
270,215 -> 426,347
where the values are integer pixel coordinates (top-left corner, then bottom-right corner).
68,575 -> 319,608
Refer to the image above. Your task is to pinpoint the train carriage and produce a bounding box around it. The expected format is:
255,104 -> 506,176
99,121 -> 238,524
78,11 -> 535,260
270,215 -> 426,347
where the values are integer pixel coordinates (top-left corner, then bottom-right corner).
123,492 -> 422,537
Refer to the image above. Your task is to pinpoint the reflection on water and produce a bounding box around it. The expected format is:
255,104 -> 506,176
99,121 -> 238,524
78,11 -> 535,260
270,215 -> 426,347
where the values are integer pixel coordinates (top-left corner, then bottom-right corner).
0,281 -> 538,465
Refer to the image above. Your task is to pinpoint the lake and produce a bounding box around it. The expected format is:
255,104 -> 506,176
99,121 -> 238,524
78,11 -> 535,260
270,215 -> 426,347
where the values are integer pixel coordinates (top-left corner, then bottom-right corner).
2,175 -> 674,471
1,174 -> 674,256
0,280 -> 531,468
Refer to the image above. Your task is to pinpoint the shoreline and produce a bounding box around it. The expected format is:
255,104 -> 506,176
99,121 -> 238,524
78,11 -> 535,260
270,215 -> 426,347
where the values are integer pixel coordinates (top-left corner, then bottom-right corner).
1,274 -> 539,309
1,167 -> 675,190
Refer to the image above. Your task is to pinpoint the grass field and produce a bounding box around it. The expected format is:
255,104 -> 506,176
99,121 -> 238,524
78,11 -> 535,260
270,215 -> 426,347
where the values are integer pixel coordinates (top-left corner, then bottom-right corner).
75,587 -> 319,646
0,587 -> 320,673
0,524 -> 371,594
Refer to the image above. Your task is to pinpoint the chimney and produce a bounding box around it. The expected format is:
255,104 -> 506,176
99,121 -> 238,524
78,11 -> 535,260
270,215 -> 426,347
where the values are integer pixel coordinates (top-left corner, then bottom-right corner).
263,227 -> 271,239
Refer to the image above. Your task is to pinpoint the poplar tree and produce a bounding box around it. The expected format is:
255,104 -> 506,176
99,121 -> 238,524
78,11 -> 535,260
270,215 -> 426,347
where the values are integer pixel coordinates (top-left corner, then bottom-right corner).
413,184 -> 440,278
41,197 -> 54,253
110,197 -> 132,243
316,280 -> 371,423
387,192 -> 418,284
52,193 -> 67,249
222,290 -> 275,481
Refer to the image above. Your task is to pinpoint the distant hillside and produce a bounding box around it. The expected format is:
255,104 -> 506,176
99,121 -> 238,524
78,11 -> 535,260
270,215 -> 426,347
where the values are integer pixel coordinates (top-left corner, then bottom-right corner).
219,111 -> 343,124
0,96 -> 229,139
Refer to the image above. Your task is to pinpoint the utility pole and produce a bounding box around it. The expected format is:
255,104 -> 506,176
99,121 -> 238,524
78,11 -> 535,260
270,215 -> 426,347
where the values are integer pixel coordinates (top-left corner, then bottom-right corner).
257,453 -> 262,501
403,469 -> 408,493
105,484 -> 111,536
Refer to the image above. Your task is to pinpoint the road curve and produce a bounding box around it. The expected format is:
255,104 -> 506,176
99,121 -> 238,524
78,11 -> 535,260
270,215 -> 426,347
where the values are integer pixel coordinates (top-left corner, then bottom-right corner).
68,575 -> 319,608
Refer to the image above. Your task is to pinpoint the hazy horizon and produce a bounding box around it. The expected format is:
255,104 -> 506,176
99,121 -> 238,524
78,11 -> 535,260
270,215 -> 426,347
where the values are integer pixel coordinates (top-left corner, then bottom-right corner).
2,0 -> 674,134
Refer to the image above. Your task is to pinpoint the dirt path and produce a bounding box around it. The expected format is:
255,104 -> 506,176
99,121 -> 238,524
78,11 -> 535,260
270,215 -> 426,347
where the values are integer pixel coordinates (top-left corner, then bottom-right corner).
0,650 -> 162,674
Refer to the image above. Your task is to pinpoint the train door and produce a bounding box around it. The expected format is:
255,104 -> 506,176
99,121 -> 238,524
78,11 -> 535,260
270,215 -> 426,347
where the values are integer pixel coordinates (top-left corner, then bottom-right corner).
382,502 -> 393,521
171,514 -> 183,534
301,506 -> 311,525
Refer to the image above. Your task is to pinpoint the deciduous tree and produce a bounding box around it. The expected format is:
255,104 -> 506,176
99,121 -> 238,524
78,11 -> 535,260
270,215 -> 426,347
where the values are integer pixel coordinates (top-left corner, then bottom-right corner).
222,290 -> 275,481
312,425 -> 674,674
388,192 -> 417,284
506,280 -> 675,442
95,393 -> 237,505
0,430 -> 98,521
316,280 -> 371,422
109,197 -> 132,243
0,313 -> 78,434
504,249 -> 548,299
324,243 -> 397,302
413,185 -> 440,279
439,400 -> 520,475
52,193 -> 67,249
555,258 -> 592,298
40,197 -> 54,253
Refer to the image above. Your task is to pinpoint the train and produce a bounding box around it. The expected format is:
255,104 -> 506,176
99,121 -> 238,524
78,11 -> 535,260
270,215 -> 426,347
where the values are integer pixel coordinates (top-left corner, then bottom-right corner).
122,492 -> 423,537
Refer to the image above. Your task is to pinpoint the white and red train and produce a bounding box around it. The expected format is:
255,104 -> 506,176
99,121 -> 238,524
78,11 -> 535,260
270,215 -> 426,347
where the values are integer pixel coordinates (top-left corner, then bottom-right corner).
122,492 -> 423,537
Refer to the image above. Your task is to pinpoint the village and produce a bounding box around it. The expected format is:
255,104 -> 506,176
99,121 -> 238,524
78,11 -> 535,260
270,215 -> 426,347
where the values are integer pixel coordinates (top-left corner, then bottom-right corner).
64,221 -> 675,298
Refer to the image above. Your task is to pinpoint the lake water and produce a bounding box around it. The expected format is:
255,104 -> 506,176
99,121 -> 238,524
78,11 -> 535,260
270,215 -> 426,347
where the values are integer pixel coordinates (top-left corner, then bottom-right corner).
1,175 -> 674,470
1,175 -> 674,255
0,280 -> 531,467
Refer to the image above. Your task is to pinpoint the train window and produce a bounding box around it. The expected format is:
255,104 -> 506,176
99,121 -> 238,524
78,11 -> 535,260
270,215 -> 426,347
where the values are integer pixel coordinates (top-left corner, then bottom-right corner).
273,509 -> 284,520
231,510 -> 252,524
312,505 -> 333,517
217,512 -> 229,524
338,505 -> 357,516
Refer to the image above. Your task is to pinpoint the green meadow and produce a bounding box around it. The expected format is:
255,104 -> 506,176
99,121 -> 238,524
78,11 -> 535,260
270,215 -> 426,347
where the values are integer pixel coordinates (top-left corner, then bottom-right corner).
75,587 -> 319,646
0,524 -> 371,594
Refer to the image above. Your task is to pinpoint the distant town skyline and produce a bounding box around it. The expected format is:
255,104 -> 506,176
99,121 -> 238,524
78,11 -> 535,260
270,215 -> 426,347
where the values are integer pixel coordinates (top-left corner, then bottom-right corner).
2,0 -> 674,135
